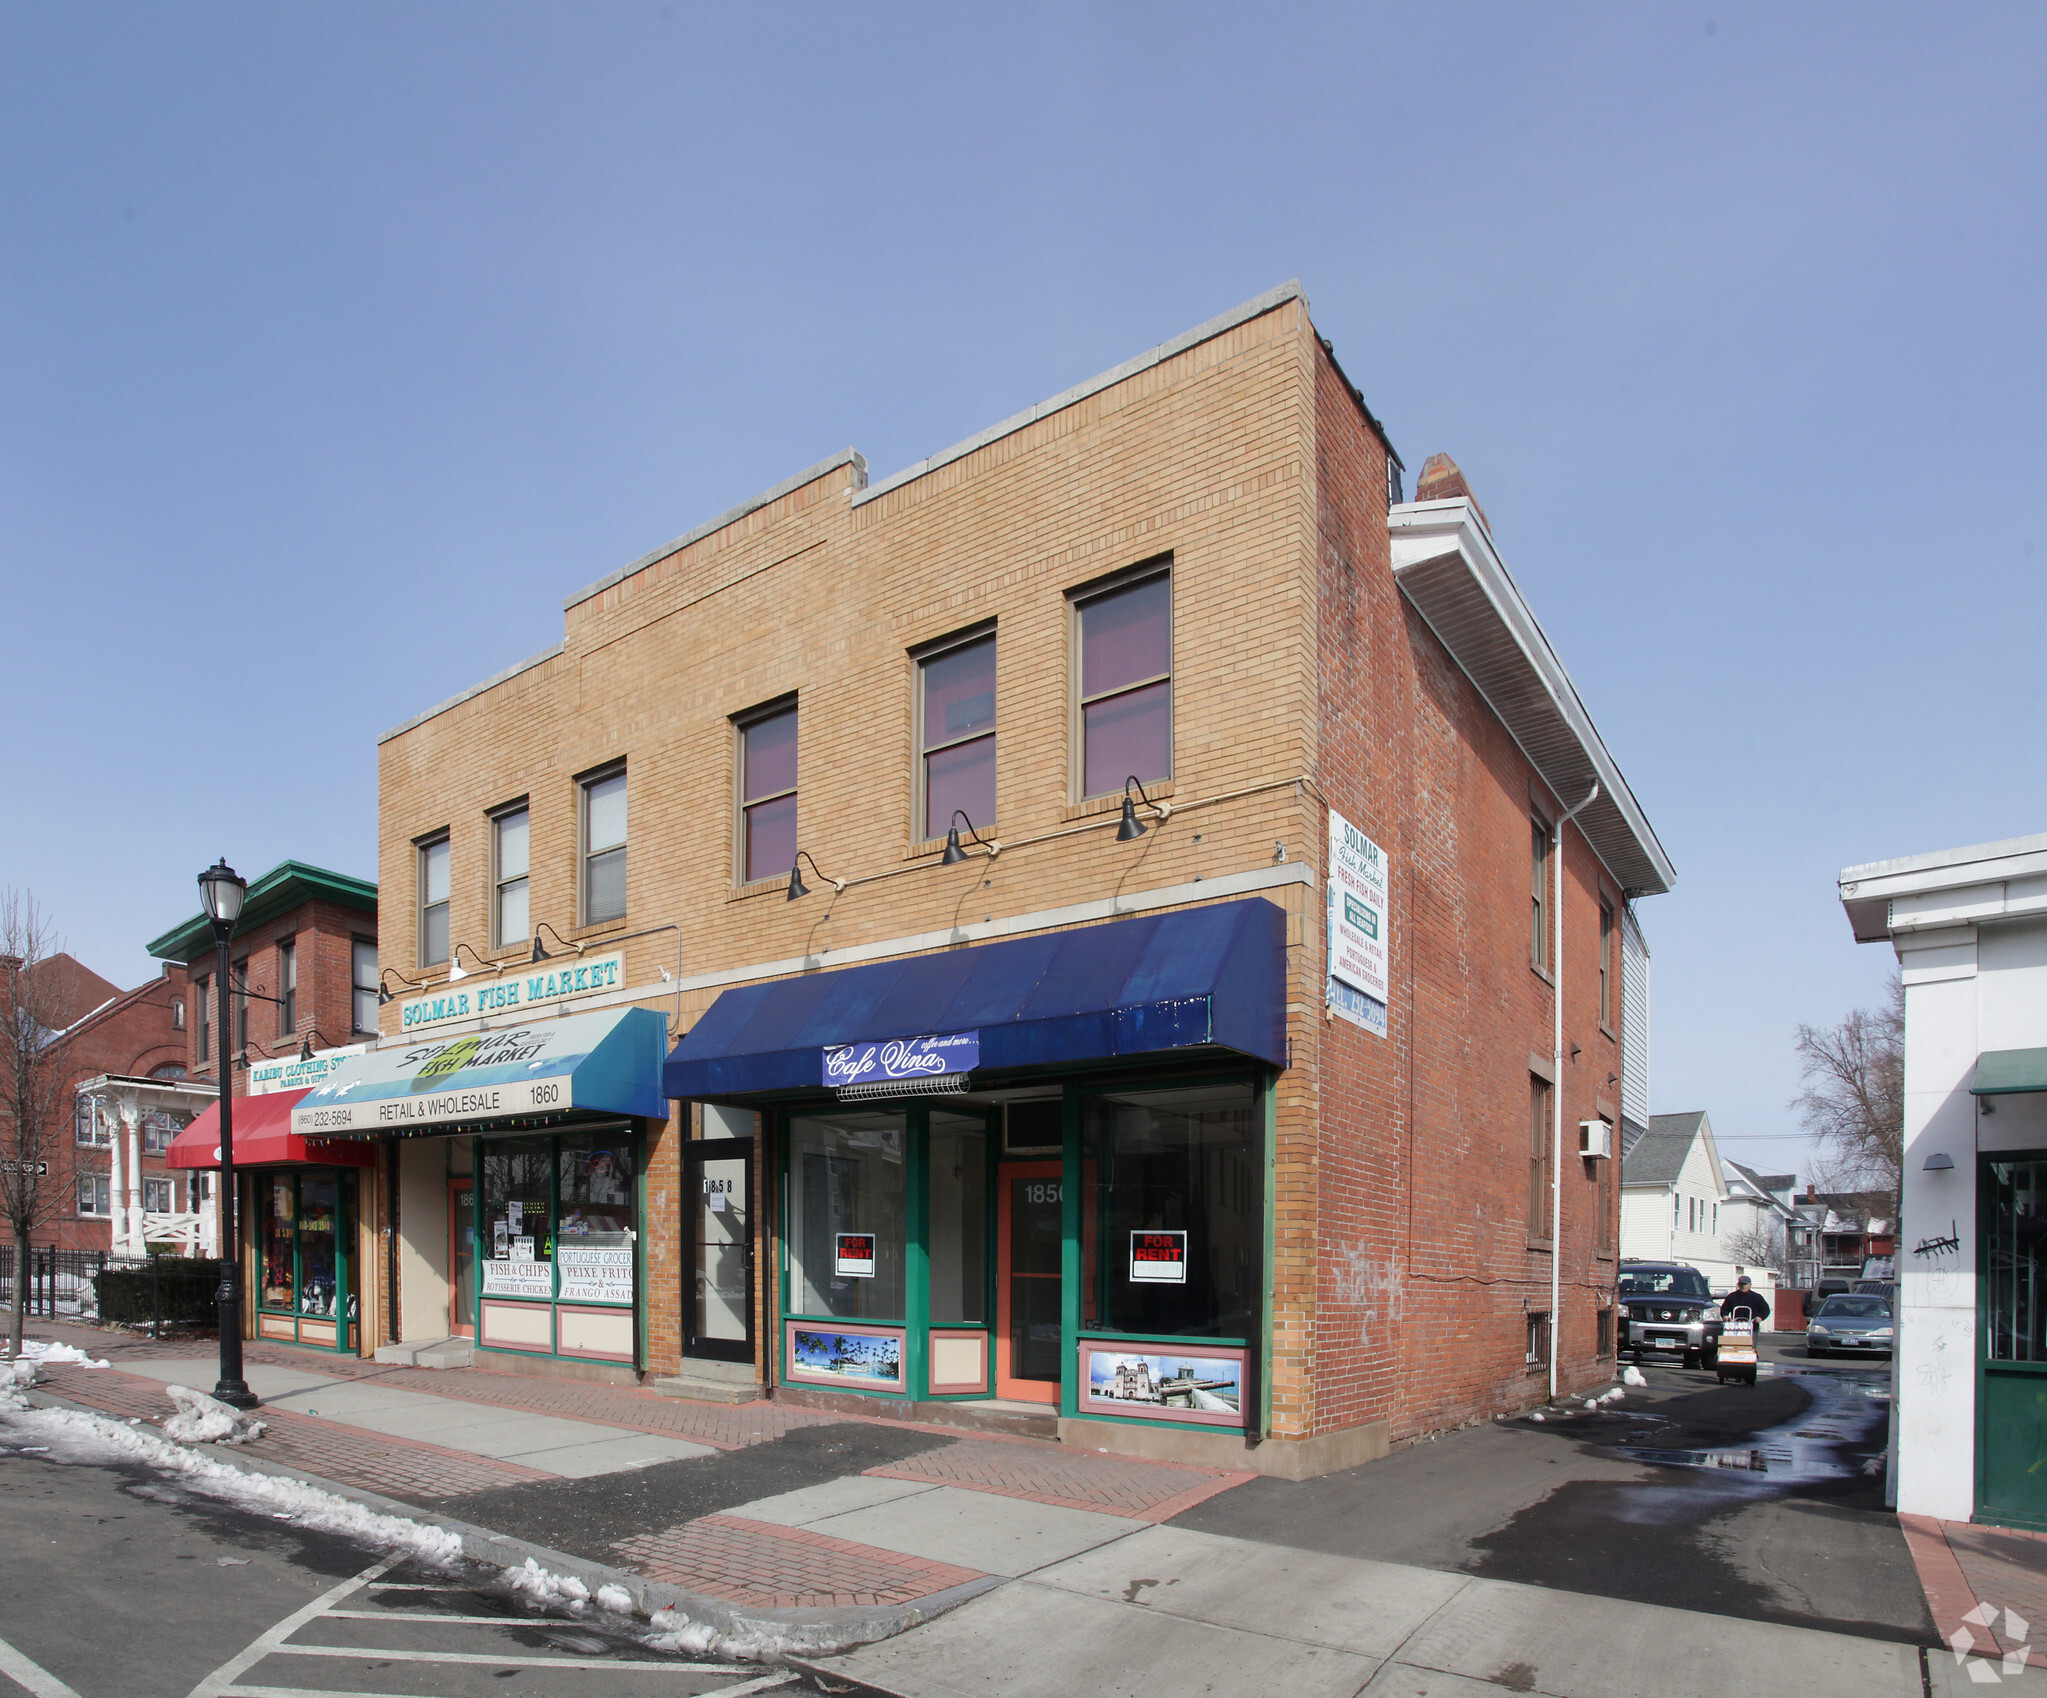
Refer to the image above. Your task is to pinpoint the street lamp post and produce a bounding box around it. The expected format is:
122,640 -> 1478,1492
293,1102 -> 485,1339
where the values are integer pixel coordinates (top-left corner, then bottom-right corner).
198,858 -> 259,1411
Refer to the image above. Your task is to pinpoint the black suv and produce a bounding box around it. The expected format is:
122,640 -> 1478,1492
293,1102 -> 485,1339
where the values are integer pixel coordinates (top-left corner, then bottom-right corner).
1618,1261 -> 1724,1368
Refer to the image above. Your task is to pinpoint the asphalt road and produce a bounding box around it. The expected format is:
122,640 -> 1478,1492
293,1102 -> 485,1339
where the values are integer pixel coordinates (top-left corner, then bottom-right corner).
1176,1336 -> 1930,1647
0,1424 -> 818,1698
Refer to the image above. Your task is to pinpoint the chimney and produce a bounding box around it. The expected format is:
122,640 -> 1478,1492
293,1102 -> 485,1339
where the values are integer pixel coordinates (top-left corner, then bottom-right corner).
1414,453 -> 1492,536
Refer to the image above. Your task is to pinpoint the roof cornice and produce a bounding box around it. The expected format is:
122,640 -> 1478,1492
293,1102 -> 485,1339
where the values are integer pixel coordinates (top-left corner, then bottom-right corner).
1389,499 -> 1675,896
1839,832 -> 2047,944
148,861 -> 377,963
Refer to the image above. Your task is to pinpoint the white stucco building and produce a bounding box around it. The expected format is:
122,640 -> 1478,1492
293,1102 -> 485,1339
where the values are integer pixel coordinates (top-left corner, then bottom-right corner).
1840,830 -> 2047,1529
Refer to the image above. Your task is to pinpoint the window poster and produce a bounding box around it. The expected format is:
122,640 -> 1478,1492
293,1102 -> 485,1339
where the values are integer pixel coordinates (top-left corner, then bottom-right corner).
1328,809 -> 1390,1037
1129,1230 -> 1188,1284
1078,1344 -> 1246,1427
835,1232 -> 876,1278
480,1259 -> 552,1300
557,1245 -> 634,1304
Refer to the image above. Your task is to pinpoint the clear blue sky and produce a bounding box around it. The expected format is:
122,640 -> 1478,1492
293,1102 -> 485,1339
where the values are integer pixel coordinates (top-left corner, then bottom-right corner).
5,4 -> 2042,1180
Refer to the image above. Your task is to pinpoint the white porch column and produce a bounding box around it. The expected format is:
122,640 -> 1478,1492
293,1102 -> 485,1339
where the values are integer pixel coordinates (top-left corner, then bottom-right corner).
104,1099 -> 125,1256
116,1094 -> 143,1258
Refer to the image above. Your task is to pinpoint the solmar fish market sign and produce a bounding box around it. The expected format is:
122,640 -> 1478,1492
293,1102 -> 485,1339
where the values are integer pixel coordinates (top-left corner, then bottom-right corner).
399,952 -> 624,1033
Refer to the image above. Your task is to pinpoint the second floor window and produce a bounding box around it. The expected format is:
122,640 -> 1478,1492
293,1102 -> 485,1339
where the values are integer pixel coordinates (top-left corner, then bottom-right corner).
419,835 -> 451,966
352,938 -> 378,1034
142,1112 -> 184,1155
195,974 -> 210,1063
232,959 -> 249,1053
493,806 -> 530,946
918,631 -> 996,838
277,938 -> 297,1034
739,704 -> 797,883
1599,900 -> 1615,1027
1075,567 -> 1171,798
583,767 -> 627,924
1529,1075 -> 1553,1244
1531,817 -> 1552,971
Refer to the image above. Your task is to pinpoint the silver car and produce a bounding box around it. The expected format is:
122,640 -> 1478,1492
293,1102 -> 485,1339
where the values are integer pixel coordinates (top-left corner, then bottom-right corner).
1806,1293 -> 1894,1358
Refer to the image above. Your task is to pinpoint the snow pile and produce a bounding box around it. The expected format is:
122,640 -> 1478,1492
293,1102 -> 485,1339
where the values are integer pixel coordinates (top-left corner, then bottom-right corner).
163,1385 -> 267,1447
1528,1411 -> 1545,1422
644,1603 -> 900,1663
595,1584 -> 634,1615
8,1357 -> 39,1389
8,1340 -> 108,1369
0,1404 -> 461,1567
500,1557 -> 593,1614
1621,1366 -> 1647,1387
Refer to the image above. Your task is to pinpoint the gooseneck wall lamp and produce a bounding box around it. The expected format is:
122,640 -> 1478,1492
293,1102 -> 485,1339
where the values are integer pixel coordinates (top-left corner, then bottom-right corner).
940,811 -> 1001,865
445,941 -> 504,983
530,921 -> 585,964
376,967 -> 422,1007
786,850 -> 845,902
195,859 -> 259,1412
1115,775 -> 1170,842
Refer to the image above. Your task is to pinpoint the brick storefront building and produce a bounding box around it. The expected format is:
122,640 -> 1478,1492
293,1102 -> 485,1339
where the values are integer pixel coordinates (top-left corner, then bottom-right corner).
146,862 -> 382,1352
317,281 -> 1672,1473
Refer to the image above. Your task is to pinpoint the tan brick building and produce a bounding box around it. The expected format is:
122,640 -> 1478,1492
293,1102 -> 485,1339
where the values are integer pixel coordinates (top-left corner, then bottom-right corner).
328,282 -> 1672,1474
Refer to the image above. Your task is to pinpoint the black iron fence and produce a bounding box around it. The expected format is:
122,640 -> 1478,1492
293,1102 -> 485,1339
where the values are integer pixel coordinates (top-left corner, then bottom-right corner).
1,1248 -> 224,1336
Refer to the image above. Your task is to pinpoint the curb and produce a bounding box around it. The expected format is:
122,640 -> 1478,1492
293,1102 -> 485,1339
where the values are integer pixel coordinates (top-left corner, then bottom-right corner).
18,1386 -> 1005,1657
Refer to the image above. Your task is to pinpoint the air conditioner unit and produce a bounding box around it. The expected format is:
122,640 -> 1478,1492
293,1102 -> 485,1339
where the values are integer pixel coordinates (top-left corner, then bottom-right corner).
1580,1119 -> 1613,1159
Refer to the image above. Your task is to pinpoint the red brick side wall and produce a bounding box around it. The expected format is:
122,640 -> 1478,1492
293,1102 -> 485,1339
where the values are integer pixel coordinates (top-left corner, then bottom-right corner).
1303,345 -> 1622,1442
184,898 -> 378,1090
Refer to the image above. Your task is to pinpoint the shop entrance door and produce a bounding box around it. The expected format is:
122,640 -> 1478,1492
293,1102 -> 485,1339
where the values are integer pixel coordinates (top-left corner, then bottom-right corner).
449,1183 -> 476,1338
996,1161 -> 1063,1403
687,1138 -> 755,1363
1981,1155 -> 2047,1528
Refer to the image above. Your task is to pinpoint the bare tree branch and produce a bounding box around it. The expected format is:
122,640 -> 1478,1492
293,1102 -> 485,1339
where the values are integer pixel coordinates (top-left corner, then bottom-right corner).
0,890 -> 70,1356
1791,975 -> 1903,1223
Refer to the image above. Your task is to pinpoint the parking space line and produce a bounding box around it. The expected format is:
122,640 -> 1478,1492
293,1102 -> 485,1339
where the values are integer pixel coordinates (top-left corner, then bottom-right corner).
0,1632 -> 86,1698
185,1557 -> 397,1698
271,1646 -> 731,1670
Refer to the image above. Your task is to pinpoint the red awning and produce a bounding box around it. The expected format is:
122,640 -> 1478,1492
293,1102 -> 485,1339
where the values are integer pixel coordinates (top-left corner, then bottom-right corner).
167,1088 -> 379,1170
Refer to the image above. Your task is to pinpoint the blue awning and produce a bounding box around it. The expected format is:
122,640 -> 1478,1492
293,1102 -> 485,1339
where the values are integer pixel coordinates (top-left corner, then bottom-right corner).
292,1006 -> 670,1135
664,897 -> 1287,1100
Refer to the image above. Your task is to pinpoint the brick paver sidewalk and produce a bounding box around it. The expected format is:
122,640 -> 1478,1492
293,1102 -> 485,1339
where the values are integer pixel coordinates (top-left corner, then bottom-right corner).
34,1359 -> 556,1501
1903,1513 -> 2047,1667
19,1320 -> 1254,1621
613,1515 -> 986,1610
868,1434 -> 1250,1520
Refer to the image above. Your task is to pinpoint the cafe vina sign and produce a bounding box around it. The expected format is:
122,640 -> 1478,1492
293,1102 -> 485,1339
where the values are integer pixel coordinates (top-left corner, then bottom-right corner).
399,952 -> 625,1033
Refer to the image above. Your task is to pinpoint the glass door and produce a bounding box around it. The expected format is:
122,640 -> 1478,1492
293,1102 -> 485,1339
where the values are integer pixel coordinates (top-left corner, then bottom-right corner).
996,1161 -> 1064,1403
449,1182 -> 476,1337
687,1137 -> 754,1363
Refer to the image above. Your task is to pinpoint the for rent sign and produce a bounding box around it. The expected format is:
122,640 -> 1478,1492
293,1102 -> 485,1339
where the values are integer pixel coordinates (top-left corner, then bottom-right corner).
1328,810 -> 1390,1037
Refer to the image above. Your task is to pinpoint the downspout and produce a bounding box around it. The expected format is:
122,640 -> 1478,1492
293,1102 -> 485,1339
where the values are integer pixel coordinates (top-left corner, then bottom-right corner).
1550,784 -> 1600,1401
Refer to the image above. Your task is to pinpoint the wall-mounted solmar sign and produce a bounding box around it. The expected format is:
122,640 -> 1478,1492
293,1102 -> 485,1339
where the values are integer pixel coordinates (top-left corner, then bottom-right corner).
399,951 -> 624,1033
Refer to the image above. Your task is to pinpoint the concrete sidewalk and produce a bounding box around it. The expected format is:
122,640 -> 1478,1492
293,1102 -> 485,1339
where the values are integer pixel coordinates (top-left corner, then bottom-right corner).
811,1523 -> 1982,1698
22,1321 -> 2045,1697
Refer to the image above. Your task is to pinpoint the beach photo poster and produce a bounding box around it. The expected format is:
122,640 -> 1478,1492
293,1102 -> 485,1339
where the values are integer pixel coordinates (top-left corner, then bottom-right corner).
788,1324 -> 904,1388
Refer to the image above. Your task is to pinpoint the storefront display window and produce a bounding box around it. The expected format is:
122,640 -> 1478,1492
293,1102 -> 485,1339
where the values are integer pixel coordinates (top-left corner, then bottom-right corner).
927,1110 -> 988,1325
787,1110 -> 905,1321
262,1176 -> 295,1309
482,1136 -> 554,1300
471,1128 -> 640,1317
297,1174 -> 340,1317
1083,1082 -> 1259,1339
253,1168 -> 357,1348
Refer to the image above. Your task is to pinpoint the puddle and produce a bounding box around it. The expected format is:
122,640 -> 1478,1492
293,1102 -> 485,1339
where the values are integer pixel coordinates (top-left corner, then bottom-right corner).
1606,1369 -> 1889,1486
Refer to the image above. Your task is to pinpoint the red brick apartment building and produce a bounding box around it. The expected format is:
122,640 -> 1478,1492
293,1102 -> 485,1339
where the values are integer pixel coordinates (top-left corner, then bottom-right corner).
305,280 -> 1672,1474
0,949 -> 202,1254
